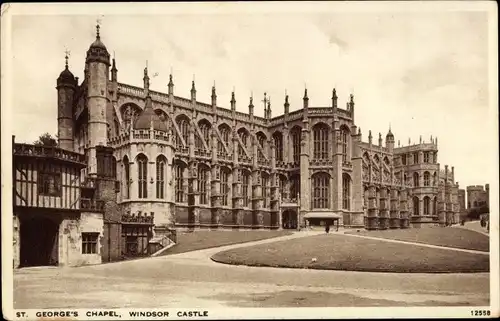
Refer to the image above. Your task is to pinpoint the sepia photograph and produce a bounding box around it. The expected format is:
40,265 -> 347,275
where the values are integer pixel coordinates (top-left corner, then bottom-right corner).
1,1 -> 498,320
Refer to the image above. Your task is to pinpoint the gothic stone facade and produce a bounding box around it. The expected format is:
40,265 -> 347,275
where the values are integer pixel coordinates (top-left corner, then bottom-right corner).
55,27 -> 461,232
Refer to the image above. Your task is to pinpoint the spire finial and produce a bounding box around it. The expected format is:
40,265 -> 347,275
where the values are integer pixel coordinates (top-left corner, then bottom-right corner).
96,19 -> 101,39
64,49 -> 70,69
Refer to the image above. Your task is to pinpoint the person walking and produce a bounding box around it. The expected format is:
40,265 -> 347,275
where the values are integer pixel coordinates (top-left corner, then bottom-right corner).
325,224 -> 330,234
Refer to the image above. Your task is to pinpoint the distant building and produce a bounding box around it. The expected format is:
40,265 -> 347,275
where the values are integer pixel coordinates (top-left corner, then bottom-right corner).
466,184 -> 490,209
458,189 -> 466,215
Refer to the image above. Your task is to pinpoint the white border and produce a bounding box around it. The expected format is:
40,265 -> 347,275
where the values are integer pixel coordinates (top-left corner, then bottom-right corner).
1,2 -> 498,319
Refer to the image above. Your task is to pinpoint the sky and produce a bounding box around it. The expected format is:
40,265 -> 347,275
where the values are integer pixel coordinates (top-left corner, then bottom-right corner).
3,2 -> 497,190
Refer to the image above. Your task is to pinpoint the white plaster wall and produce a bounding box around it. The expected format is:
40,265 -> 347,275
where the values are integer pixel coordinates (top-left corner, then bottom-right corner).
59,213 -> 103,267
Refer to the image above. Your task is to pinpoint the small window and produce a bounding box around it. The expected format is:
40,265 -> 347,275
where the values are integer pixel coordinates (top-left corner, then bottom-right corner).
38,172 -> 61,196
423,152 -> 430,163
82,232 -> 99,254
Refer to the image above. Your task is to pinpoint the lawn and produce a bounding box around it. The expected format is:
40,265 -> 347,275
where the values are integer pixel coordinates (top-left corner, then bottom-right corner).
345,227 -> 489,252
160,230 -> 293,255
211,234 -> 489,273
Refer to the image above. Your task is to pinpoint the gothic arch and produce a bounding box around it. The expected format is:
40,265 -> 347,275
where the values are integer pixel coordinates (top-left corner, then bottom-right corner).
339,124 -> 351,134
120,103 -> 142,122
272,131 -> 284,162
412,196 -> 420,216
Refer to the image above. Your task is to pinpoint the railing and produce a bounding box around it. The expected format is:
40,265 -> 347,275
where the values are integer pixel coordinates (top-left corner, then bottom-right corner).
275,161 -> 286,169
13,143 -> 86,164
217,151 -> 232,161
80,198 -> 105,212
176,146 -> 189,155
194,149 -> 212,158
238,154 -> 252,164
122,211 -> 154,224
310,158 -> 333,166
258,157 -> 271,167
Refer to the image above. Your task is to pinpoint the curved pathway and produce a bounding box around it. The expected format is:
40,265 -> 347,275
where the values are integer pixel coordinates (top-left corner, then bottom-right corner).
14,231 -> 490,309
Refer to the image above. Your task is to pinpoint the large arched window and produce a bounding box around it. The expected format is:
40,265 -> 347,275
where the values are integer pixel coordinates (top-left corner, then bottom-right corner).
423,171 -> 430,186
433,172 -> 437,186
123,156 -> 130,199
137,154 -> 148,199
290,175 -> 300,200
218,124 -> 231,154
220,168 -> 229,206
199,120 -> 211,149
340,125 -> 350,163
278,175 -> 286,199
312,173 -> 330,209
156,155 -> 167,199
413,196 -> 420,216
342,173 -> 351,210
242,170 -> 250,207
291,126 -> 301,164
261,173 -> 269,208
313,123 -> 329,160
256,132 -> 266,148
413,172 -> 420,187
272,132 -> 283,162
176,116 -> 190,150
198,165 -> 209,205
174,161 -> 186,203
423,196 -> 431,215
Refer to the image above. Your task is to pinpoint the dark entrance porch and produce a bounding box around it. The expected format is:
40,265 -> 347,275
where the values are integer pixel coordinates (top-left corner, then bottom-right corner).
19,216 -> 60,267
282,210 -> 298,229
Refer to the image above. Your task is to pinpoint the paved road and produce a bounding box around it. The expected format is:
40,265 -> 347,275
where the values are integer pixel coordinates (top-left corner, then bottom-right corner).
13,231 -> 489,308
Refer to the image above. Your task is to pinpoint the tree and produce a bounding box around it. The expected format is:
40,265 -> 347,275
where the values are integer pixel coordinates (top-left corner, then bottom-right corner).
34,133 -> 58,147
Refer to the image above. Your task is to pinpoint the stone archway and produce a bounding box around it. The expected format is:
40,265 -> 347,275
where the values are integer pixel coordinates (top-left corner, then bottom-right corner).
282,210 -> 298,229
20,216 -> 60,267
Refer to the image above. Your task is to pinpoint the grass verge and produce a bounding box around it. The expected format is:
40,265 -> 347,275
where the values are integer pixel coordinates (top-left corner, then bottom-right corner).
160,230 -> 293,255
345,227 -> 489,252
211,234 -> 489,273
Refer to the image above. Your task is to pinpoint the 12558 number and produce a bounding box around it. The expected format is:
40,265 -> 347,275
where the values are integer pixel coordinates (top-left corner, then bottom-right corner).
471,310 -> 490,317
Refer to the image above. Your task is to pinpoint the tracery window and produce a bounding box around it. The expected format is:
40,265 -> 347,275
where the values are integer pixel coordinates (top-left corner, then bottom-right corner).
341,127 -> 349,163
123,156 -> 130,199
156,155 -> 167,199
137,154 -> 148,199
218,125 -> 231,154
313,124 -> 329,160
175,163 -> 185,203
423,196 -> 431,215
242,171 -> 250,207
290,175 -> 300,200
176,117 -> 190,150
221,169 -> 229,206
261,173 -> 269,208
291,127 -> 301,164
272,132 -> 283,162
413,172 -> 420,187
198,166 -> 208,205
312,173 -> 329,209
423,171 -> 430,187
342,173 -> 351,210
413,196 -> 420,216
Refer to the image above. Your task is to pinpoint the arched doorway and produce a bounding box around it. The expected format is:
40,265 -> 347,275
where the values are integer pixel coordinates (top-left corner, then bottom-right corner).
20,217 -> 59,267
282,210 -> 298,229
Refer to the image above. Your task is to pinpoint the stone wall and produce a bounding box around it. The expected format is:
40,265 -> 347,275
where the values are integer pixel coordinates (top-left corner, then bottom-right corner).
58,212 -> 104,267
